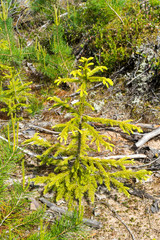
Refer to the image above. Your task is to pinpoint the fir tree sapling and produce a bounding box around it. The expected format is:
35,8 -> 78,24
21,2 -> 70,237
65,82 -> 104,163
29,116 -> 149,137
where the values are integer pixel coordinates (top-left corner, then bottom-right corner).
0,67 -> 32,151
24,57 -> 151,209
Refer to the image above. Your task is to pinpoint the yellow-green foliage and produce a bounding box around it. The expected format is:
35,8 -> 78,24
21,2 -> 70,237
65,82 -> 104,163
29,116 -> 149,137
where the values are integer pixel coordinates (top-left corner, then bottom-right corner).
24,57 -> 151,208
0,66 -> 32,151
0,68 -> 32,117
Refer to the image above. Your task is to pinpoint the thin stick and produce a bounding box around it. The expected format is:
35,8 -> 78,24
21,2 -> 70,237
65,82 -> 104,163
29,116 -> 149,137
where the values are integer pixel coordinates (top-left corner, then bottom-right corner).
135,123 -> 160,130
0,135 -> 37,157
126,156 -> 160,169
39,197 -> 102,229
106,1 -> 124,25
27,123 -> 59,135
101,201 -> 136,240
103,154 -> 147,160
127,67 -> 151,85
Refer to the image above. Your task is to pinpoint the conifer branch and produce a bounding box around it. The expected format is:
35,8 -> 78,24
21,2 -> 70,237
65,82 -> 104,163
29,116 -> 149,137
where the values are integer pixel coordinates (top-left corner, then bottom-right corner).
77,122 -> 82,159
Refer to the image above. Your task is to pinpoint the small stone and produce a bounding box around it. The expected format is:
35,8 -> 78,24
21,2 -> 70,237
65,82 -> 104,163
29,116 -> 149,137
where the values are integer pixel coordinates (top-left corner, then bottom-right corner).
43,192 -> 54,199
56,199 -> 66,205
71,99 -> 79,105
64,113 -> 73,119
19,122 -> 25,129
96,193 -> 107,200
23,129 -> 35,137
150,201 -> 159,213
93,207 -> 101,217
30,198 -> 41,210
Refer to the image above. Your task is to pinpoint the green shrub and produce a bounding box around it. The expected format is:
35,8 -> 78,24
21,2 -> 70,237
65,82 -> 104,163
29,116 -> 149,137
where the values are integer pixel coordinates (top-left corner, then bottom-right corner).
63,0 -> 159,72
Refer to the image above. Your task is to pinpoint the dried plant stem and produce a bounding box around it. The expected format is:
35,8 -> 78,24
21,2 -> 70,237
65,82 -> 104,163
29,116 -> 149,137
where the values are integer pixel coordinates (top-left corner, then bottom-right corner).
106,1 -> 124,25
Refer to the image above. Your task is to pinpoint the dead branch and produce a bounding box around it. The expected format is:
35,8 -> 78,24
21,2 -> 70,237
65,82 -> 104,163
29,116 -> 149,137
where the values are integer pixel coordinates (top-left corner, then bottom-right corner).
135,127 -> 160,148
0,133 -> 148,165
128,187 -> 159,202
38,20 -> 51,32
27,123 -> 60,135
39,197 -> 102,229
1,133 -> 148,162
103,154 -> 147,160
126,66 -> 151,85
135,123 -> 160,130
101,201 -> 135,240
0,135 -> 37,157
126,156 -> 160,169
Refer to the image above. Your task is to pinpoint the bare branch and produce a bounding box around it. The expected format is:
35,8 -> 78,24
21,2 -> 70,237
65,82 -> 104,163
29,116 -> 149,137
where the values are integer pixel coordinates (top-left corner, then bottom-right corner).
39,197 -> 102,229
103,154 -> 147,160
135,127 -> 160,148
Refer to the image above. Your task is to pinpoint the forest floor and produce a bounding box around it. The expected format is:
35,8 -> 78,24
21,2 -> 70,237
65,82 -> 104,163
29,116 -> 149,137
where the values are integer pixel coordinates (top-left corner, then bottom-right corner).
2,80 -> 159,240
0,1 -> 160,239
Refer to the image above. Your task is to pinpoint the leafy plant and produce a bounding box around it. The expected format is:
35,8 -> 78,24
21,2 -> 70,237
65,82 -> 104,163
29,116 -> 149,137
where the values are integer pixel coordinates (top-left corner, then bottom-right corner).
25,2 -> 74,81
62,0 -> 159,73
24,57 -> 151,210
0,0 -> 73,81
96,1 -> 158,71
149,0 -> 160,7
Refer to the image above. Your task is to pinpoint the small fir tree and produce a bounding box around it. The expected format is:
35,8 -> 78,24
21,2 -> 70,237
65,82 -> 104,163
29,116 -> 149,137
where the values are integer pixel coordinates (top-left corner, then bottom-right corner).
24,57 -> 151,209
0,67 -> 32,151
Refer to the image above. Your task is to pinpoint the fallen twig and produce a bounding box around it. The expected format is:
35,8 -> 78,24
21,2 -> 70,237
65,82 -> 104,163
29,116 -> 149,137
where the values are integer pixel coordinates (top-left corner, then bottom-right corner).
39,197 -> 102,229
126,156 -> 160,169
128,187 -> 159,202
103,154 -> 147,160
136,123 -> 160,130
106,1 -> 124,25
0,134 -> 148,163
135,127 -> 160,148
100,201 -> 135,240
126,66 -> 151,85
0,135 -> 37,157
27,123 -> 60,135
